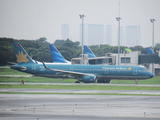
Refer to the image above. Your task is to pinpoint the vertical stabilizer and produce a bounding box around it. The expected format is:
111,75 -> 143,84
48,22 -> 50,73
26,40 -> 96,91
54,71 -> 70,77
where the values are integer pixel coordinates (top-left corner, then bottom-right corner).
49,44 -> 67,63
83,45 -> 96,58
14,43 -> 34,64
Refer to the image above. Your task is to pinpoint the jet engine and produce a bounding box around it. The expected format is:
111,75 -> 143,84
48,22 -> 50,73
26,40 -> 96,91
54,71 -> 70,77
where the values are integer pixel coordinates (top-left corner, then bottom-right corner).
79,75 -> 97,83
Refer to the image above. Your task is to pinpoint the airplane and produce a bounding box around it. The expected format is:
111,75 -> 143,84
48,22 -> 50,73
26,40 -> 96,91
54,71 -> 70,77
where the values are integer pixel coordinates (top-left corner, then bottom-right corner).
49,44 -> 71,64
146,47 -> 154,54
10,43 -> 70,65
11,43 -> 154,83
83,45 -> 96,58
31,44 -> 71,64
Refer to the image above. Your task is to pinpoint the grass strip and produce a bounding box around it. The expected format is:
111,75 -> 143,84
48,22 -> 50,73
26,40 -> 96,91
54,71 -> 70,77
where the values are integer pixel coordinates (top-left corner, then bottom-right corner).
0,76 -> 160,84
0,84 -> 160,91
0,92 -> 159,96
0,68 -> 29,75
0,76 -> 75,83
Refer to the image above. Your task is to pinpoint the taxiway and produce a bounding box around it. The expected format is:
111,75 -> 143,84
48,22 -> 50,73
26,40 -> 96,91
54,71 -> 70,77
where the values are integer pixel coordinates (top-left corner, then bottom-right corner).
0,94 -> 160,120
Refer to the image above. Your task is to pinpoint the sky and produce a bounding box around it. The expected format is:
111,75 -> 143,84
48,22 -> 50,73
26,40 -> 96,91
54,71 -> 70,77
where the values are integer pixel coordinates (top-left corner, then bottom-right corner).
0,0 -> 160,47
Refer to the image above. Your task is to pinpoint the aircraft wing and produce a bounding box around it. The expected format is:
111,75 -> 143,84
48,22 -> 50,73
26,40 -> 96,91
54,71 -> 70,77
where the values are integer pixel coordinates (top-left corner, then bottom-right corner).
42,62 -> 94,77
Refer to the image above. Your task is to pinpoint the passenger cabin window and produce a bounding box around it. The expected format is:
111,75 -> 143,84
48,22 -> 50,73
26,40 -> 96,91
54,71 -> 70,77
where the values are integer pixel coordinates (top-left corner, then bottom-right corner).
121,58 -> 130,63
109,58 -> 112,63
89,58 -> 113,65
72,60 -> 80,64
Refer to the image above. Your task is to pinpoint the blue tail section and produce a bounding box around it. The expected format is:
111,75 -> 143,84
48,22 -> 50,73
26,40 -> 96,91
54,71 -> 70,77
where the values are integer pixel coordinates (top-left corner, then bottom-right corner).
83,45 -> 96,58
146,47 -> 154,54
49,44 -> 67,63
14,43 -> 34,64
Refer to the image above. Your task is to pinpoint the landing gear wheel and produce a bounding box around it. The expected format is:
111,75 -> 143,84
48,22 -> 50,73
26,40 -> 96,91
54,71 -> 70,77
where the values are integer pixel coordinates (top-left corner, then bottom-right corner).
75,81 -> 80,83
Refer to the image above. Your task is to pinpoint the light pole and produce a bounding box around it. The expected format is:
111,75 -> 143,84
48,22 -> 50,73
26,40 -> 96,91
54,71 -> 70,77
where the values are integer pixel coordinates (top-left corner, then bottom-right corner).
79,14 -> 85,64
150,19 -> 156,74
116,17 -> 122,65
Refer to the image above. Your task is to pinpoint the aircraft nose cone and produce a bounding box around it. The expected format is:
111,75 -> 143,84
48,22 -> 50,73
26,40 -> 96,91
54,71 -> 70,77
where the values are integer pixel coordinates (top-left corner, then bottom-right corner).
149,72 -> 154,78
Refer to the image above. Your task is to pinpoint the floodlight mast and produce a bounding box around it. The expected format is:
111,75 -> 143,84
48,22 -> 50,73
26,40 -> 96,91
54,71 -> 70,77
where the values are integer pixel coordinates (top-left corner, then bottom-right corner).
79,14 -> 85,64
150,19 -> 156,74
116,17 -> 122,65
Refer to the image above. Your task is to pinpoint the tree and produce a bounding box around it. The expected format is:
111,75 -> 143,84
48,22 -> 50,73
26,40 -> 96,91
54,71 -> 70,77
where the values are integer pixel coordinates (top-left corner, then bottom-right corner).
130,46 -> 147,54
37,37 -> 47,42
0,37 -> 159,65
54,40 -> 65,46
154,43 -> 160,52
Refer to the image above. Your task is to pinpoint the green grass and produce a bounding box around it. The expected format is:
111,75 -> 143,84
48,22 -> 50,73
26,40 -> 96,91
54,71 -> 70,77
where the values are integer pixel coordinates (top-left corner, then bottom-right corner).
0,76 -> 76,83
111,77 -> 160,84
0,92 -> 159,96
0,84 -> 160,91
0,68 -> 29,75
0,76 -> 160,84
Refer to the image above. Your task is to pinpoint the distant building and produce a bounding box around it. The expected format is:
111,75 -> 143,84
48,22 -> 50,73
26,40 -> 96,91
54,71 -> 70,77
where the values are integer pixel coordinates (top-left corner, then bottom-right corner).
62,24 -> 69,40
80,24 -> 104,45
120,26 -> 140,47
126,26 -> 140,47
120,26 -> 126,46
106,25 -> 112,45
71,50 -> 160,76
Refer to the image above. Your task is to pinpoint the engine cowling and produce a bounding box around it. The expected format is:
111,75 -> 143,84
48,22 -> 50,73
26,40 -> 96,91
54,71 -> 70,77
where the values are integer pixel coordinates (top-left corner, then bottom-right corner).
80,75 -> 97,83
97,79 -> 111,83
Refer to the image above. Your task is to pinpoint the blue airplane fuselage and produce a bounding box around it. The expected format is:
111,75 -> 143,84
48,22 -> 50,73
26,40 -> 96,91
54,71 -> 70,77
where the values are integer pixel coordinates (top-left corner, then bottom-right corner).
11,63 -> 153,80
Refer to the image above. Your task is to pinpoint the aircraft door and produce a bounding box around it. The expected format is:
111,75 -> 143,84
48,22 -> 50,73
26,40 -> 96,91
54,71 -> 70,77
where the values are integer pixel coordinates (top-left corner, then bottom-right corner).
133,67 -> 137,75
32,65 -> 36,73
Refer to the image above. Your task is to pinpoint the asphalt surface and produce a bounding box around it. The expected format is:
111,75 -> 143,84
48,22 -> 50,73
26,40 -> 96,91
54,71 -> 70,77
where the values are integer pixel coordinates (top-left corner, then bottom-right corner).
0,75 -> 31,77
1,88 -> 160,95
0,94 -> 160,120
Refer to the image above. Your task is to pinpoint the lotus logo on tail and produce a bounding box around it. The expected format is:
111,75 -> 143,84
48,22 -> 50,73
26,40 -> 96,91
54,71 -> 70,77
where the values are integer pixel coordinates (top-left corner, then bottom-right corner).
16,51 -> 29,62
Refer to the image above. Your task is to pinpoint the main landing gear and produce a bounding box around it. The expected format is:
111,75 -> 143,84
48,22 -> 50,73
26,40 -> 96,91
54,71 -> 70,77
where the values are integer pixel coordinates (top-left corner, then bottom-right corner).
75,81 -> 80,83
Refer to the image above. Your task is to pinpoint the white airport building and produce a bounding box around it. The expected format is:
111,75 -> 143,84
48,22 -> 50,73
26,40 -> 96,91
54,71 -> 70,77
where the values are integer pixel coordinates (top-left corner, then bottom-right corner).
71,50 -> 160,76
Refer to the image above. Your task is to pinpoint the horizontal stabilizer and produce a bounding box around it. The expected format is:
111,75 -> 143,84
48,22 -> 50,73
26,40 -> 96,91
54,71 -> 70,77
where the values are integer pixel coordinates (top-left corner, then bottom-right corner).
11,65 -> 26,71
8,62 -> 17,65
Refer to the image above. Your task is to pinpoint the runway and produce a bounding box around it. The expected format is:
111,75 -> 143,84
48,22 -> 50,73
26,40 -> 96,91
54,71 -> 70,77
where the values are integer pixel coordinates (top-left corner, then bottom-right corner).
0,94 -> 160,120
0,75 -> 31,77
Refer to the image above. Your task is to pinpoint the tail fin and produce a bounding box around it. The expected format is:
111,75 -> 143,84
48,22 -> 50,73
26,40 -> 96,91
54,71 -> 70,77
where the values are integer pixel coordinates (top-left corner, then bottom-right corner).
49,44 -> 67,63
83,45 -> 96,58
146,47 -> 154,54
14,43 -> 34,64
